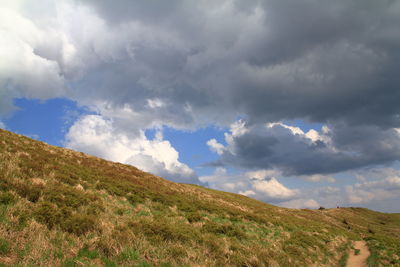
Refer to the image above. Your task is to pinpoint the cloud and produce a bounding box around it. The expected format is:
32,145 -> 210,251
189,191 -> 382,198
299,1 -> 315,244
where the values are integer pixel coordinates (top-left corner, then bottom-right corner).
200,167 -> 298,202
251,177 -> 298,199
346,175 -> 400,205
207,139 -> 225,155
279,198 -> 320,209
299,174 -> 336,183
200,165 -> 400,211
0,2 -> 66,115
245,169 -> 280,180
65,114 -> 200,184
5,0 -> 394,130
0,121 -> 5,129
209,120 -> 400,176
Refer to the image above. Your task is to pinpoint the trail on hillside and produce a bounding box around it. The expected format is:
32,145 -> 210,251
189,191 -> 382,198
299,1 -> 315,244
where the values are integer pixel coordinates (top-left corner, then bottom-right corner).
346,241 -> 370,267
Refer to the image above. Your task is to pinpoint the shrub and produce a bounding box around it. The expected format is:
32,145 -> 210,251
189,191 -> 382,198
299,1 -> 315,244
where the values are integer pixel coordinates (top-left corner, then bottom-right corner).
0,192 -> 15,205
34,200 -> 98,235
15,211 -> 30,230
62,214 -> 97,236
34,201 -> 66,229
15,183 -> 42,202
167,246 -> 187,258
130,219 -> 198,243
86,202 -> 105,215
0,238 -> 10,255
186,212 -> 203,223
117,248 -> 139,261
102,257 -> 117,267
127,194 -> 144,205
61,258 -> 77,267
202,221 -> 246,239
44,184 -> 90,208
77,246 -> 100,259
338,251 -> 349,267
0,179 -> 11,192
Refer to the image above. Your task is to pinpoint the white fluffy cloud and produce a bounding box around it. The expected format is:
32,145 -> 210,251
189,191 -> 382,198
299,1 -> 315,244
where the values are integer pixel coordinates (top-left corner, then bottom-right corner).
251,178 -> 298,199
200,167 -> 298,202
0,2 -> 67,115
299,174 -> 336,183
279,198 -> 320,209
346,176 -> 400,205
65,114 -> 199,184
207,139 -> 225,155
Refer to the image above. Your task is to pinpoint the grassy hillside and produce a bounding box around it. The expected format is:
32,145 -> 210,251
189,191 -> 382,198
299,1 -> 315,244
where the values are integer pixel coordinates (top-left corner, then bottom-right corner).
0,128 -> 399,266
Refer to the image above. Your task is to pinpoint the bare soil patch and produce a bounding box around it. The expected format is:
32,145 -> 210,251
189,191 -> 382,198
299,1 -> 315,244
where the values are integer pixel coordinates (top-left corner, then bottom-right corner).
346,241 -> 370,267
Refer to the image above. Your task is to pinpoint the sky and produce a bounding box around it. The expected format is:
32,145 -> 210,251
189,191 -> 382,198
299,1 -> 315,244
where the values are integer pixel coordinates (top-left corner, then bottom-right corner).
1,0 -> 400,212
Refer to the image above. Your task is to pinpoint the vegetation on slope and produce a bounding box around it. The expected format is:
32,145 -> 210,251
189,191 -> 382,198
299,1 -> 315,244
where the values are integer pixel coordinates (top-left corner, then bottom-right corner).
0,129 -> 399,266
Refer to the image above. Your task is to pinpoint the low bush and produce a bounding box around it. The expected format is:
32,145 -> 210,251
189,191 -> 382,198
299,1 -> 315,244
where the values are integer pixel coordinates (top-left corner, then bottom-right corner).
77,246 -> 100,259
34,201 -> 67,229
15,183 -> 42,202
0,192 -> 15,205
186,212 -> 203,223
129,218 -> 199,243
117,248 -> 139,261
44,184 -> 90,208
126,193 -> 144,205
62,214 -> 97,236
0,238 -> 10,255
202,221 -> 247,239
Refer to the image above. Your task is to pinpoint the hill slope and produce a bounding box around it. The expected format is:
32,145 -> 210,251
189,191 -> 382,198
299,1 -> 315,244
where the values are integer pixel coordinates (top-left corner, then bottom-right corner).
0,129 -> 399,266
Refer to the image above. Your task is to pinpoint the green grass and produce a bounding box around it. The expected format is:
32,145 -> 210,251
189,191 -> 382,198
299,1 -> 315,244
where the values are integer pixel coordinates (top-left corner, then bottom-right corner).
0,128 -> 399,266
339,252 -> 349,267
0,238 -> 10,255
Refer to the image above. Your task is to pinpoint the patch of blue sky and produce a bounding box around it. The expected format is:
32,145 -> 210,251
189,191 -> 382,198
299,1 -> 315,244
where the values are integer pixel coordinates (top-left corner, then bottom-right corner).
3,98 -> 93,147
146,125 -> 228,176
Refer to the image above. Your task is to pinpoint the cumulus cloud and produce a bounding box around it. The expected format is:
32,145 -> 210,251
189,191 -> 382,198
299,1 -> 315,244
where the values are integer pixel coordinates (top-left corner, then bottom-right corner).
279,199 -> 320,209
200,165 -> 400,211
200,167 -> 298,202
0,121 -> 5,129
299,174 -> 336,183
346,176 -> 400,205
0,1 -> 67,115
251,178 -> 298,199
65,114 -> 200,184
209,120 -> 400,176
207,139 -> 225,155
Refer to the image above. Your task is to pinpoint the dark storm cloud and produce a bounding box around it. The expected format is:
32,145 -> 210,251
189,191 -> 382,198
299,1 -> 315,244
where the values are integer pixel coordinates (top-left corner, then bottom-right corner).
74,0 -> 400,128
214,123 -> 400,176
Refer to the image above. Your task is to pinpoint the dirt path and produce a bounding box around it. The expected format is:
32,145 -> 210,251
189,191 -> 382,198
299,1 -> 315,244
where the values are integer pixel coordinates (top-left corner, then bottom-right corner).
346,241 -> 370,267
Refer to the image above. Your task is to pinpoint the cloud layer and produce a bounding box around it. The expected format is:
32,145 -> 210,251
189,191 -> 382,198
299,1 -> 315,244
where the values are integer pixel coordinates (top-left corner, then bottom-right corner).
3,1 -> 399,125
208,121 -> 400,176
1,0 -> 400,209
